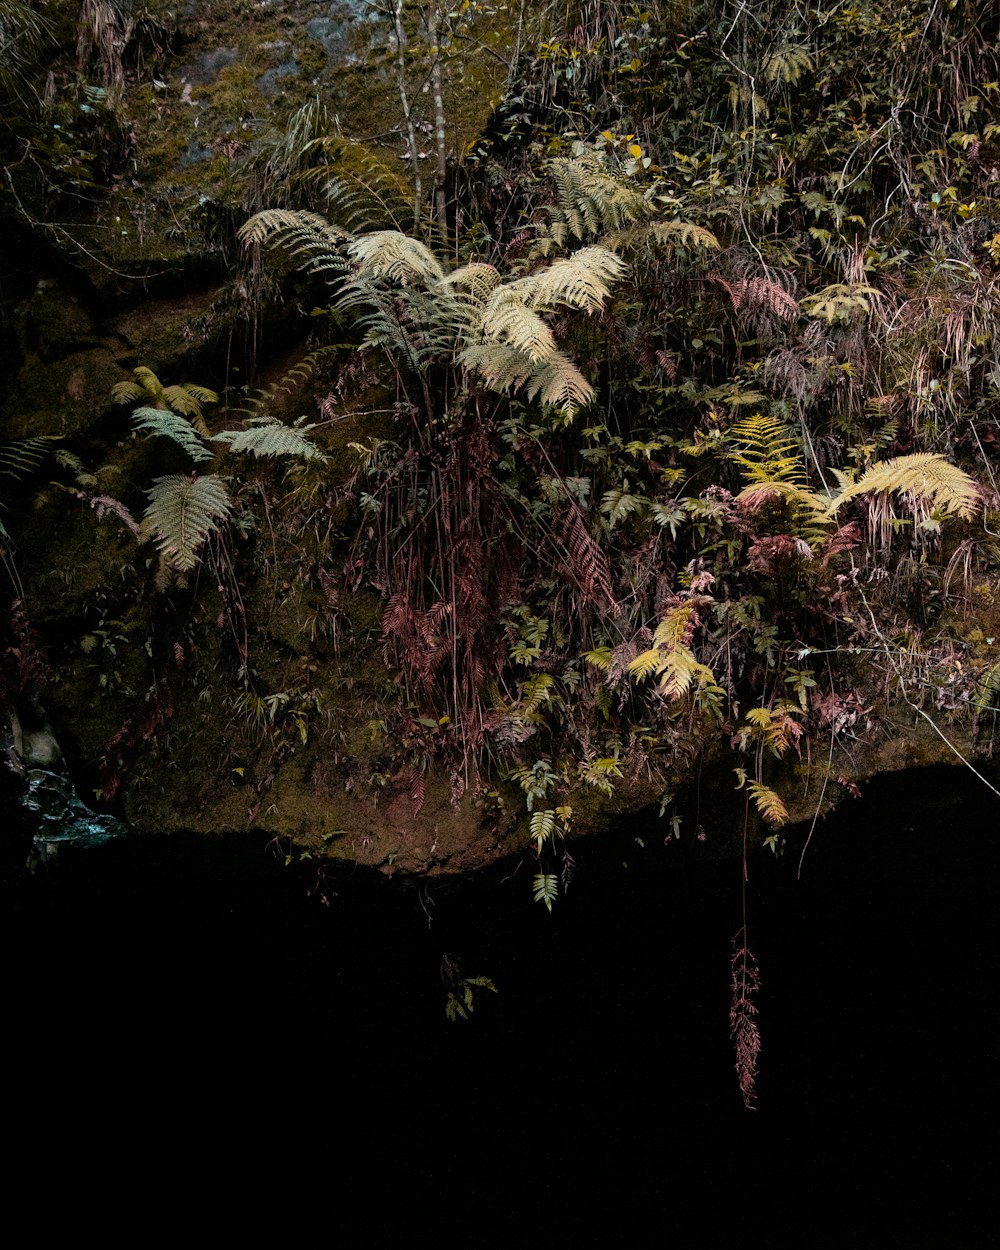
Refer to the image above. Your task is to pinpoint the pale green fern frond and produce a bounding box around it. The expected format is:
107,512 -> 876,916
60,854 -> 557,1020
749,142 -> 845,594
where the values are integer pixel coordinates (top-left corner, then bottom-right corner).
542,151 -> 651,248
764,45 -> 814,84
460,343 -> 536,393
480,294 -> 556,361
461,343 -> 594,418
239,209 -> 350,275
0,435 -> 60,479
524,352 -> 594,416
348,230 -> 445,284
132,407 -> 212,462
441,262 -> 503,301
211,416 -> 326,462
511,245 -> 628,314
140,474 -> 231,577
830,453 -> 979,521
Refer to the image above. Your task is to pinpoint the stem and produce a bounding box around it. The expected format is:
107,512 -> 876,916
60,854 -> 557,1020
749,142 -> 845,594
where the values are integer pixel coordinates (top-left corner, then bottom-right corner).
393,0 -> 423,232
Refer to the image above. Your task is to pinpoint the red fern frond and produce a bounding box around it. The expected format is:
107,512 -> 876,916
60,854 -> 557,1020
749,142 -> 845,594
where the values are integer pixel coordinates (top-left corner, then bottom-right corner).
409,766 -> 427,815
562,505 -> 616,606
730,937 -> 762,1108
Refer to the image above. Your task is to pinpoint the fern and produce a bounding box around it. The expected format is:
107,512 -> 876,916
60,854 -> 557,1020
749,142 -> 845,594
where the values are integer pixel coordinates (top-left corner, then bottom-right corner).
830,453 -> 979,521
238,208 -> 350,276
542,151 -> 652,248
747,781 -> 789,827
348,230 -> 445,284
0,435 -> 60,479
728,414 -> 807,487
479,294 -> 556,361
113,368 -> 218,437
764,45 -> 814,83
533,872 -> 559,912
530,808 -> 557,852
211,416 -> 327,462
975,660 -> 1000,716
628,602 -> 724,706
512,246 -> 628,314
606,219 -> 720,254
131,407 -> 213,462
140,474 -> 231,580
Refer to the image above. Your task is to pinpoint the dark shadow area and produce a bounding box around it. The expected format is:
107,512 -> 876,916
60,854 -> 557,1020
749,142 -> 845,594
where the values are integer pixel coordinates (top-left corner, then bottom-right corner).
4,765 -> 996,1238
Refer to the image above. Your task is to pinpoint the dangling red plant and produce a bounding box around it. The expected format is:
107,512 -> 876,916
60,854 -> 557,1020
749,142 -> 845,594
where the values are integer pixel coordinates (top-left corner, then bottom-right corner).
729,933 -> 761,1108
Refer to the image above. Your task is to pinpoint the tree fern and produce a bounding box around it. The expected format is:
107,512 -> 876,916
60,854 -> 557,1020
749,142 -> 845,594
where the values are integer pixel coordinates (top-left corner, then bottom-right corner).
140,474 -> 231,582
210,416 -> 326,462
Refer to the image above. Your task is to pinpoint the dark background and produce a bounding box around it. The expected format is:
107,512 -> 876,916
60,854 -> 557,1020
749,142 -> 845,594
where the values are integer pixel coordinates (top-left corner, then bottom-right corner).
5,765 -> 996,1240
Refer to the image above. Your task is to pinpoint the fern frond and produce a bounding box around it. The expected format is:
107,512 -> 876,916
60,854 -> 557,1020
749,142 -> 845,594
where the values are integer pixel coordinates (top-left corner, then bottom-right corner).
525,352 -> 595,416
140,474 -> 231,576
480,293 -> 556,361
239,208 -> 350,274
533,872 -> 558,911
180,384 -> 220,407
530,808 -> 557,852
132,366 -> 165,400
512,246 -> 628,313
629,602 -> 722,705
349,230 -> 445,284
210,416 -> 326,462
543,152 -> 651,246
132,407 -> 213,462
728,414 -> 807,487
975,660 -> 1000,715
747,781 -> 789,826
0,435 -> 60,479
606,220 -> 720,254
441,262 -> 503,301
111,381 -> 145,406
830,453 -> 979,521
764,45 -> 814,83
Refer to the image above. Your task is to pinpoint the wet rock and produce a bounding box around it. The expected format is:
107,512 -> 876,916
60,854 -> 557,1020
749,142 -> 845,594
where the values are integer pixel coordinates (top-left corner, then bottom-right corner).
257,58 -> 300,96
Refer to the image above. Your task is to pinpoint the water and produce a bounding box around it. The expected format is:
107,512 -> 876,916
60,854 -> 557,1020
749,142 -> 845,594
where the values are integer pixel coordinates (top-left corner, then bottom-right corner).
4,764 -> 996,1236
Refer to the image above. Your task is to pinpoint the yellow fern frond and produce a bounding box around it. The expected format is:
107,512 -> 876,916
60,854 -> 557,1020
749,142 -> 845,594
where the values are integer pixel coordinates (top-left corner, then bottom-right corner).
830,453 -> 979,521
764,46 -> 814,84
747,781 -> 788,827
606,220 -> 720,254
